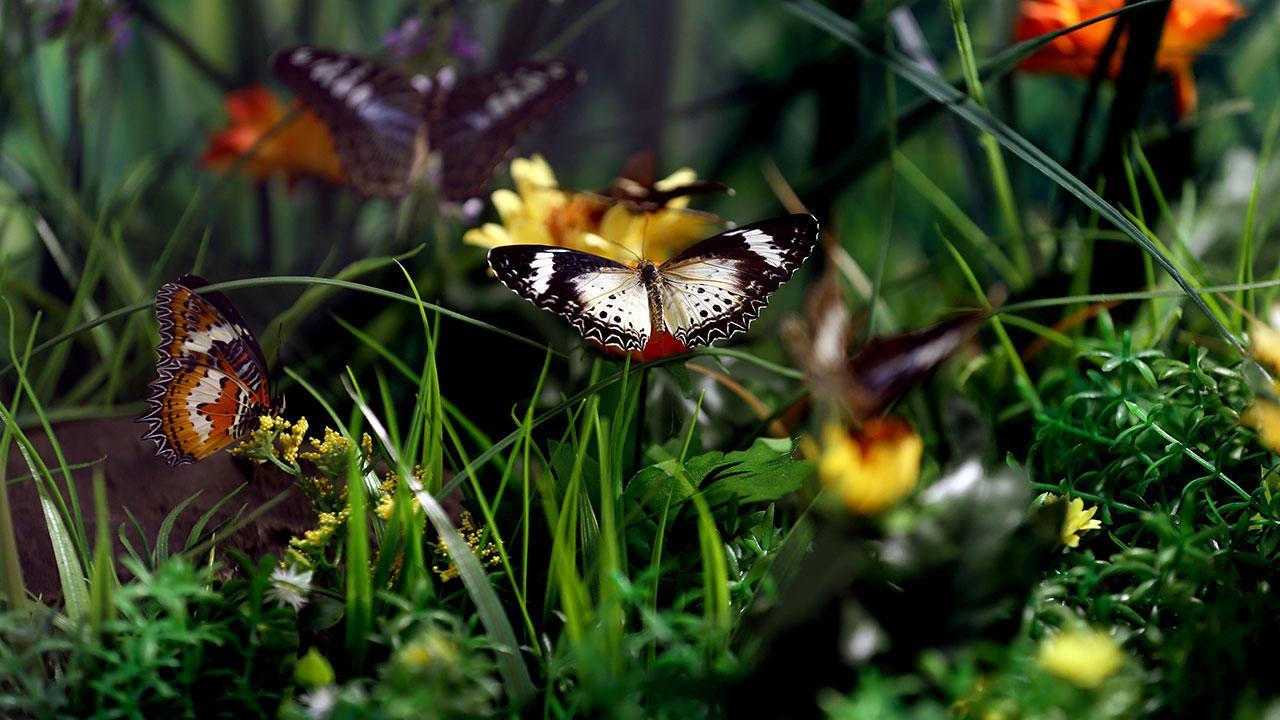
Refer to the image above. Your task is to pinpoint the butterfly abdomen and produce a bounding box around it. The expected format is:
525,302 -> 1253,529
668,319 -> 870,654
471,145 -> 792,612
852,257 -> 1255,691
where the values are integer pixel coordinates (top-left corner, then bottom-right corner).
639,261 -> 668,336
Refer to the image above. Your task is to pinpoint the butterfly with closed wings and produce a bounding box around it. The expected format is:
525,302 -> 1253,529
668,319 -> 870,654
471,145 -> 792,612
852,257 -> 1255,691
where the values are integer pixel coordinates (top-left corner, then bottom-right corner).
272,46 -> 582,202
139,276 -> 275,465
487,213 -> 819,358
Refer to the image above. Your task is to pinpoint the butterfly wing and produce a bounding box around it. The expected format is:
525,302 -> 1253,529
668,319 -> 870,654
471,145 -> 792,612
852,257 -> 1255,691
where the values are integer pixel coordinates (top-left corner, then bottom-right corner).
488,245 -> 651,351
139,277 -> 272,465
658,214 -> 818,347
430,61 -> 582,202
272,46 -> 428,196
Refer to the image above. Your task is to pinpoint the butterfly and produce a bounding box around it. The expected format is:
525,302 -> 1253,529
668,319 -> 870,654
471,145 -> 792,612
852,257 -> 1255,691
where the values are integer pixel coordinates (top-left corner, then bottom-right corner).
271,46 -> 582,202
785,263 -> 986,422
487,214 -> 819,357
139,276 -> 274,465
586,151 -> 731,214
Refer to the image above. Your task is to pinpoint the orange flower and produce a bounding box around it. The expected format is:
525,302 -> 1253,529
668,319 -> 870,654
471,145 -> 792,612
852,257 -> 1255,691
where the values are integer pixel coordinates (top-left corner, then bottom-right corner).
1015,0 -> 1246,115
201,85 -> 343,185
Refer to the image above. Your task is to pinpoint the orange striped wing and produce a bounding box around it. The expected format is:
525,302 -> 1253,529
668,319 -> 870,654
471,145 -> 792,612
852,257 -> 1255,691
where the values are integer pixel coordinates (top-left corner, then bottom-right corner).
139,276 -> 272,465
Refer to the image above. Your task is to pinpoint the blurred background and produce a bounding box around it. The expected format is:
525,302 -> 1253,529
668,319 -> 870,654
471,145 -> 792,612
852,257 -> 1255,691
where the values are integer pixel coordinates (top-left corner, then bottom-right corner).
1,0 -> 1272,435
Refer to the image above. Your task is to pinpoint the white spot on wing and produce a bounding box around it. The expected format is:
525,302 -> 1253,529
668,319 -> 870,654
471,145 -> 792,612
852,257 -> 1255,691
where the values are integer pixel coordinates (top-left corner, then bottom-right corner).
529,251 -> 558,295
181,325 -> 239,355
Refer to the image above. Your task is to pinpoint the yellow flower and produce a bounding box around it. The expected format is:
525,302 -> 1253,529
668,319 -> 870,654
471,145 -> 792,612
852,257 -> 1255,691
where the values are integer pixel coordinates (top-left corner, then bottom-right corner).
816,418 -> 922,515
290,508 -> 349,553
231,414 -> 309,465
1037,628 -> 1124,688
463,154 -> 719,264
1244,319 -> 1280,453
397,629 -> 460,669
1044,494 -> 1103,548
279,416 -> 309,464
375,493 -> 396,522
432,510 -> 500,582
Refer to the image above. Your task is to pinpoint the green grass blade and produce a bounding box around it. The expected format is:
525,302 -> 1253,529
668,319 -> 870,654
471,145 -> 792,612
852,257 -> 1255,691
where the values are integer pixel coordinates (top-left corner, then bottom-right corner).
787,0 -> 1243,353
344,446 -> 373,671
347,370 -> 537,703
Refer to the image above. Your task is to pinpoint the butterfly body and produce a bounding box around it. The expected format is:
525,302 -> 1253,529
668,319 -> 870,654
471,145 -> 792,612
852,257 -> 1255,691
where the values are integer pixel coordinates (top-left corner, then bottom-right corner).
488,214 -> 819,355
272,46 -> 581,201
140,276 -> 274,465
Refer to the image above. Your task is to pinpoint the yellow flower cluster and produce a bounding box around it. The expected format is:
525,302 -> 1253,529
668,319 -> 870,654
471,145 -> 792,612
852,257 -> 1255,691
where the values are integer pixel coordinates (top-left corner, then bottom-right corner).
299,425 -> 350,461
1044,494 -> 1104,548
232,414 -> 309,464
1037,628 -> 1124,688
290,508 -> 349,554
373,470 -> 425,522
816,419 -> 923,515
298,426 -> 362,485
432,511 -> 500,582
462,155 -> 719,265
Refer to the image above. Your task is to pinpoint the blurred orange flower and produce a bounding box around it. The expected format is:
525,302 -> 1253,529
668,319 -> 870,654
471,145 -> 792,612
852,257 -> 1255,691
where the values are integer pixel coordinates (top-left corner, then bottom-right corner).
1016,0 -> 1246,115
201,85 -> 343,185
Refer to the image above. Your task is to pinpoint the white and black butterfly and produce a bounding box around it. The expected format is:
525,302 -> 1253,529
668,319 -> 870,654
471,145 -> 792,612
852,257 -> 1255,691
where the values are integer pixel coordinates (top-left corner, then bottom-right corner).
271,46 -> 582,202
487,214 -> 819,353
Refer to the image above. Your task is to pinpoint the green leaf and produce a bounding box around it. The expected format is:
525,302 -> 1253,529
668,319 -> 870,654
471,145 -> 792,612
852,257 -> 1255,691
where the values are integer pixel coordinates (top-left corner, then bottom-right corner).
294,647 -> 336,688
703,438 -> 811,507
626,438 -> 809,517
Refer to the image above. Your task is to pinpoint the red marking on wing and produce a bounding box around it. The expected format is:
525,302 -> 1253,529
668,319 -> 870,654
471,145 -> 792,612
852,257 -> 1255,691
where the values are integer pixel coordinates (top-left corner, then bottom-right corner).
592,330 -> 688,363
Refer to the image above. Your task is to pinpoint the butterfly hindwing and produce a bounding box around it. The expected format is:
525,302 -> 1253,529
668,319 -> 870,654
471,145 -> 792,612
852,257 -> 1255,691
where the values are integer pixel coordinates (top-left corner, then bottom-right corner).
431,61 -> 582,202
488,245 -> 651,351
658,214 -> 818,347
272,46 -> 428,196
140,277 -> 272,465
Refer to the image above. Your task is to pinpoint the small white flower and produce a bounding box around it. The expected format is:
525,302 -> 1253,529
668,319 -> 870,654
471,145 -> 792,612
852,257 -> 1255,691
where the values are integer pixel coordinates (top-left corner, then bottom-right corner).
266,564 -> 314,611
298,686 -> 338,720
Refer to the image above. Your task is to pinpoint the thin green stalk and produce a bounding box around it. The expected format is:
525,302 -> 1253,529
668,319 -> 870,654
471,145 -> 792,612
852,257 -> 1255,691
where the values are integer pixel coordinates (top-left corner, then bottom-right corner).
941,235 -> 1042,412
896,153 -> 1024,287
1244,106 -> 1280,320
948,0 -> 1026,275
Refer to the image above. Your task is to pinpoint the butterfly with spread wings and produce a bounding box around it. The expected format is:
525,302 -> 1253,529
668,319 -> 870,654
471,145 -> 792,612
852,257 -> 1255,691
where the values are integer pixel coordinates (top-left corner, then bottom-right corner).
139,276 -> 275,465
488,214 -> 819,358
271,46 -> 582,202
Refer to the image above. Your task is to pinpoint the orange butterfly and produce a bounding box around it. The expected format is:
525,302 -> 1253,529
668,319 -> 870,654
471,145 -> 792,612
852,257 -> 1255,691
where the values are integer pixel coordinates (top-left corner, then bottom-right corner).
139,276 -> 274,465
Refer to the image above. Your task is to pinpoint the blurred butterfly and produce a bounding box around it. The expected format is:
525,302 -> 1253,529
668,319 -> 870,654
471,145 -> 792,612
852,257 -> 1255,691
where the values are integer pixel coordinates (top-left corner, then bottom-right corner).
488,214 -> 819,358
587,150 -> 731,214
272,45 -> 582,202
139,276 -> 274,465
785,264 -> 987,422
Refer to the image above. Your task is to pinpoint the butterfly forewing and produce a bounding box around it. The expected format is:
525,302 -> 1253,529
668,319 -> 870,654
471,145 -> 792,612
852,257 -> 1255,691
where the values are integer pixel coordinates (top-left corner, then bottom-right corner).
658,214 -> 818,347
272,46 -> 428,196
488,245 -> 651,351
431,61 -> 582,202
140,277 -> 272,465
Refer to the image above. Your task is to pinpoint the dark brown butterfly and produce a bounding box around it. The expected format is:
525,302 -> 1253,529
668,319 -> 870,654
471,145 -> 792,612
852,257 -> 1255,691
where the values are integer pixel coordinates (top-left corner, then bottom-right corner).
786,264 -> 986,422
589,151 -> 731,213
271,46 -> 582,202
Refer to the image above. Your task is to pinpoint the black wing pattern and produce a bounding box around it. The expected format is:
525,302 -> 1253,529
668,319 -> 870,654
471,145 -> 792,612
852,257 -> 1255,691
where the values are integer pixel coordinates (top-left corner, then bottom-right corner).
658,214 -> 818,347
430,61 -> 582,202
272,46 -> 429,196
488,245 -> 651,351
